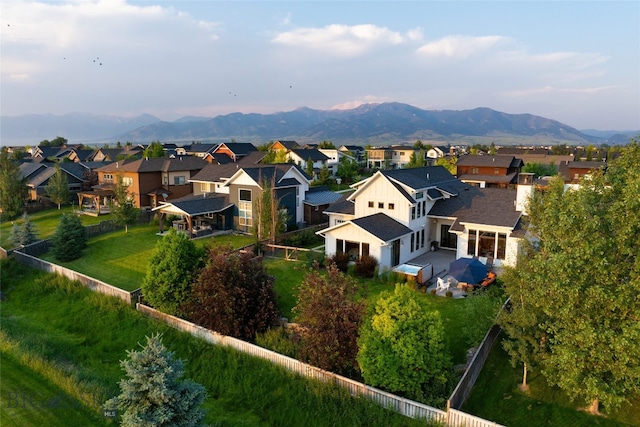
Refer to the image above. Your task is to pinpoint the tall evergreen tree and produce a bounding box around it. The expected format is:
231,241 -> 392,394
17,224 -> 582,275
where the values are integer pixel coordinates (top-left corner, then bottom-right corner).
104,334 -> 207,427
52,213 -> 87,262
10,213 -> 38,247
0,147 -> 28,219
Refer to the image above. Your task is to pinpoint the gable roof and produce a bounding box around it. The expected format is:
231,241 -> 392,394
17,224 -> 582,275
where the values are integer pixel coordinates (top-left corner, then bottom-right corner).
304,189 -> 343,206
324,194 -> 355,215
290,149 -> 329,162
237,151 -> 267,165
214,143 -> 257,156
272,140 -> 298,150
381,166 -> 458,190
429,186 -> 521,231
187,143 -> 218,154
96,157 -> 208,173
190,163 -> 244,182
457,155 -> 521,168
153,193 -> 232,216
351,213 -> 413,242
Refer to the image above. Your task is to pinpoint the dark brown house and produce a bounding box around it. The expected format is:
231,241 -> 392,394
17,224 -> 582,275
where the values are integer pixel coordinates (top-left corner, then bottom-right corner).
456,155 -> 524,188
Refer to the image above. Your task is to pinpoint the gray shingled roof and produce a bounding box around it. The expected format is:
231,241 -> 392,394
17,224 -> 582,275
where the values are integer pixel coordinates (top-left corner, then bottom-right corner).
429,186 -> 521,229
164,193 -> 232,216
351,213 -> 413,242
96,157 -> 208,173
304,190 -> 342,206
190,163 -> 243,182
458,172 -> 518,184
324,196 -> 355,214
382,166 -> 458,190
456,155 -> 516,168
291,149 -> 329,162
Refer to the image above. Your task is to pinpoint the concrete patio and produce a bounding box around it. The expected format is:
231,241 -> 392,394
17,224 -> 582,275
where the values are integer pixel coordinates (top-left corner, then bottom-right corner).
405,249 -> 479,299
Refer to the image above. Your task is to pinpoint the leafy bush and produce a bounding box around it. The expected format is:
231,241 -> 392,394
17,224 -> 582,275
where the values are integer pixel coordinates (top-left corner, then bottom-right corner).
330,252 -> 351,273
354,254 -> 378,278
255,327 -> 300,358
282,228 -> 322,248
305,250 -> 326,269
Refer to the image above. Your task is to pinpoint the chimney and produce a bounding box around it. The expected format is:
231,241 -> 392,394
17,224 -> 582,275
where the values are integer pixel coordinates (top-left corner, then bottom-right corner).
516,173 -> 535,214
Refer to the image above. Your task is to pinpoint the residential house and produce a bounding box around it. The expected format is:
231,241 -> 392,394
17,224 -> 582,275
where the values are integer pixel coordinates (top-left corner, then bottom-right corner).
270,140 -> 299,151
92,147 -> 142,162
456,155 -> 524,188
338,145 -> 365,162
19,161 -> 89,201
287,149 -> 329,175
212,142 -> 257,162
152,192 -> 235,237
366,146 -> 419,169
303,186 -> 343,225
558,160 -> 607,185
185,143 -> 218,158
318,166 -> 527,272
93,157 -> 208,208
318,149 -> 355,175
425,146 -> 450,165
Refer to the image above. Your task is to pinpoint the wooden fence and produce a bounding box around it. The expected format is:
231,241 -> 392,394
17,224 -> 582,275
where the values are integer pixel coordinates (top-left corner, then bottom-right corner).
12,250 -> 141,306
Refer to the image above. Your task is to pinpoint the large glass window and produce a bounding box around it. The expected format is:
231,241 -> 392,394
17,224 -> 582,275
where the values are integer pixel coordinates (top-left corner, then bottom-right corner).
238,189 -> 252,229
497,233 -> 507,259
468,229 -> 477,256
479,231 -> 495,258
174,176 -> 186,185
336,239 -> 344,253
411,234 -> 415,252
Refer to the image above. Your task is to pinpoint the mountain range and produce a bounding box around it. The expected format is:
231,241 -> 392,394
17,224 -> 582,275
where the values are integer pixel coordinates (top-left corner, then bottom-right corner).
1,103 -> 637,146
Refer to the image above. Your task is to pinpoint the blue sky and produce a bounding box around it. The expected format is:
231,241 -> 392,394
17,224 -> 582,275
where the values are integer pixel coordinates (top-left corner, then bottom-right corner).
1,0 -> 638,131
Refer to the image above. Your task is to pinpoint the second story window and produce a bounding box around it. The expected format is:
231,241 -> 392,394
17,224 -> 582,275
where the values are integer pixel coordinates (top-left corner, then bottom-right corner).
103,173 -> 113,182
174,176 -> 186,185
368,201 -> 374,208
471,167 -> 479,174
122,177 -> 133,187
388,203 -> 394,210
378,202 -> 384,209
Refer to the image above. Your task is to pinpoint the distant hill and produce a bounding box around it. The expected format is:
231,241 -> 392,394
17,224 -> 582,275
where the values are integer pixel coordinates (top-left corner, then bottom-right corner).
3,103 -> 631,146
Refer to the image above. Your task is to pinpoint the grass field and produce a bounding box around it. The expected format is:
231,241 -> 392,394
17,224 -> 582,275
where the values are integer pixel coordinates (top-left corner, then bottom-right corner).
462,341 -> 639,427
39,225 -> 255,291
0,206 -> 112,249
0,258 -> 432,427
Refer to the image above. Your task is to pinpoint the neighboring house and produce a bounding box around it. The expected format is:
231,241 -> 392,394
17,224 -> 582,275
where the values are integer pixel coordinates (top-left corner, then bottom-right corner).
32,146 -> 74,162
271,140 -> 299,151
318,149 -> 355,175
187,163 -> 310,233
224,165 -> 310,232
425,146 -> 450,164
152,192 -> 235,237
317,166 -> 528,272
92,147 -> 142,162
303,186 -> 343,225
456,155 -> 524,188
186,143 -> 218,158
93,157 -> 209,208
338,145 -> 365,162
558,160 -> 607,184
287,149 -> 329,173
19,161 -> 89,201
212,143 -> 257,162
68,149 -> 98,163
366,146 -> 419,169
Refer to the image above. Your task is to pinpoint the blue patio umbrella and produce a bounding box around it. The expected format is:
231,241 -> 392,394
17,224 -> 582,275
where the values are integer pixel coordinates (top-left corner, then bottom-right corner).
448,258 -> 487,284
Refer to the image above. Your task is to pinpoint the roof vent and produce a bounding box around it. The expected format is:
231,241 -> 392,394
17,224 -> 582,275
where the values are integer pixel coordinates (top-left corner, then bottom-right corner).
426,173 -> 430,180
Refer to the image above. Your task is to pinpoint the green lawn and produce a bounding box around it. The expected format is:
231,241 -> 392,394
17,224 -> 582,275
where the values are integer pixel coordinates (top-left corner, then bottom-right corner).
0,258 -> 431,427
39,225 -> 254,291
463,341 -> 639,427
0,206 -> 112,249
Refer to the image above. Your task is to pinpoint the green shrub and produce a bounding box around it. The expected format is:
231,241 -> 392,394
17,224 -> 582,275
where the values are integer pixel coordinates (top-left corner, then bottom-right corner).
255,327 -> 300,358
306,250 -> 326,269
445,290 -> 453,298
354,254 -> 378,278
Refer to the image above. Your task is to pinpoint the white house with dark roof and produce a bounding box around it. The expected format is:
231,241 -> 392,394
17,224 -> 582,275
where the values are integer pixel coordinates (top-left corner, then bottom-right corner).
318,166 -> 530,272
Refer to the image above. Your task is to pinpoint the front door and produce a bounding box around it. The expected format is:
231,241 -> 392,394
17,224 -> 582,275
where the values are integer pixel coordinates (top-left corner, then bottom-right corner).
440,224 -> 457,249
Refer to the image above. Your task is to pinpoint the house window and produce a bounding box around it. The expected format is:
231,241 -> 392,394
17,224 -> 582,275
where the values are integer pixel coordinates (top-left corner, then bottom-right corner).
362,243 -> 370,256
122,177 -> 133,186
174,176 -> 186,185
163,175 -> 168,185
336,239 -> 344,253
388,203 -> 394,210
378,202 -> 384,209
368,201 -> 374,208
497,233 -> 507,260
479,231 -> 495,258
417,203 -> 421,217
411,234 -> 415,252
421,229 -> 425,248
201,182 -> 210,193
238,189 -> 252,229
471,167 -> 479,174
422,201 -> 426,214
103,173 -> 113,182
494,168 -> 500,175
415,232 -> 420,251
468,229 -> 477,256
411,206 -> 416,220
345,241 -> 360,261
400,152 -> 405,156
415,192 -> 423,199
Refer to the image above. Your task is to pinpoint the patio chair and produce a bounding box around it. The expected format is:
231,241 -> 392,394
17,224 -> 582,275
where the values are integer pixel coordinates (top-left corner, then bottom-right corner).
436,277 -> 449,292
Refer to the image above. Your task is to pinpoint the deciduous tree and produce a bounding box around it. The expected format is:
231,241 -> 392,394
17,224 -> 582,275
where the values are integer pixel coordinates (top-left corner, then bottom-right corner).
110,175 -> 139,233
45,163 -> 70,209
499,139 -> 640,414
143,141 -> 165,158
357,284 -> 451,406
142,229 -> 205,316
51,213 -> 87,262
0,147 -> 28,219
293,263 -> 366,375
184,245 -> 278,340
104,334 -> 207,427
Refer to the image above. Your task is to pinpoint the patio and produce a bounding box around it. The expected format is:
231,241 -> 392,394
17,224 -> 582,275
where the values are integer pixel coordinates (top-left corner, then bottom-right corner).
405,250 -> 494,299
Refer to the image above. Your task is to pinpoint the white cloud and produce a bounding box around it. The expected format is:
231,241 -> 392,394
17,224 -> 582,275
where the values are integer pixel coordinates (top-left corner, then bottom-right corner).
505,85 -> 618,98
416,35 -> 506,59
272,24 -> 403,56
331,96 -> 391,110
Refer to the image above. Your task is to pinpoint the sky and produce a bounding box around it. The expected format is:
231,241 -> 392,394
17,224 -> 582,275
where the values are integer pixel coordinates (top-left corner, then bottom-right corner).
1,0 -> 639,131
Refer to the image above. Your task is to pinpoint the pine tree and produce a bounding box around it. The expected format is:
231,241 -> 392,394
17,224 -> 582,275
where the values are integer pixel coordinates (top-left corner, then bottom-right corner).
51,213 -> 87,262
104,334 -> 207,427
10,213 -> 38,247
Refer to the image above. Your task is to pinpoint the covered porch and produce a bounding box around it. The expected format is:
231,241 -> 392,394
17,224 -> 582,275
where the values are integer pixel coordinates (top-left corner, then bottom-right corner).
152,193 -> 234,239
77,188 -> 115,216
